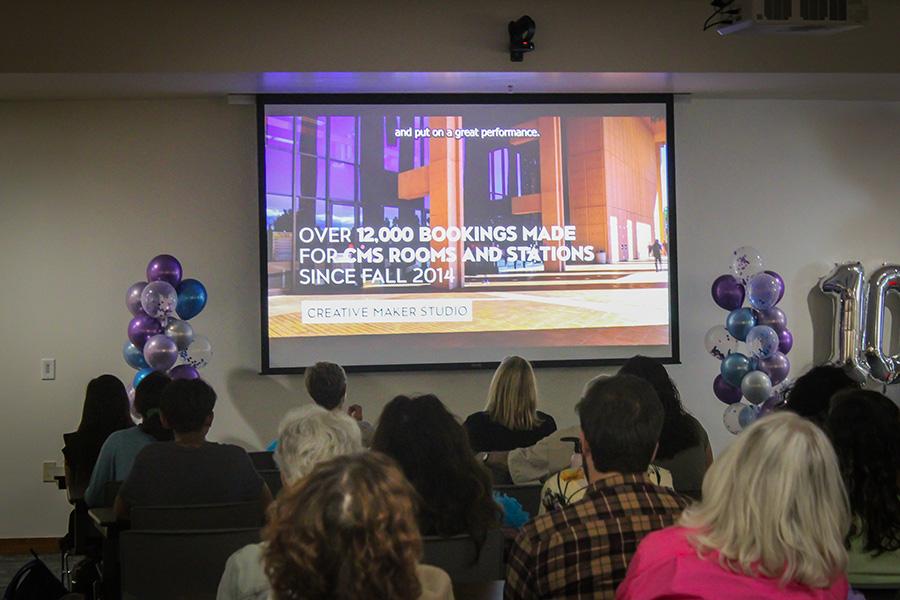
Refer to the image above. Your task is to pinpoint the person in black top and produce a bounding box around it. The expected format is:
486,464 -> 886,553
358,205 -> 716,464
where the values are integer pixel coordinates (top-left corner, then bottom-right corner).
62,374 -> 133,497
463,355 -> 556,452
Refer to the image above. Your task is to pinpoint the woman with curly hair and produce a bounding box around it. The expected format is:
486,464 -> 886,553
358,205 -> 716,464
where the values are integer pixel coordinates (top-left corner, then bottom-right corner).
263,452 -> 454,600
619,355 -> 712,498
826,389 -> 900,587
372,394 -> 501,544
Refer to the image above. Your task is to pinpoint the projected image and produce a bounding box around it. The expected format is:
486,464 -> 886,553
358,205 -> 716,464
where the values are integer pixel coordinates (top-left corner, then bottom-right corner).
261,100 -> 674,369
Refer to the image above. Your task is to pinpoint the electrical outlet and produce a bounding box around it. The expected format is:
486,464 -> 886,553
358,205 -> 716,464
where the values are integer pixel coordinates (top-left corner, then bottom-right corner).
42,461 -> 60,483
41,358 -> 55,380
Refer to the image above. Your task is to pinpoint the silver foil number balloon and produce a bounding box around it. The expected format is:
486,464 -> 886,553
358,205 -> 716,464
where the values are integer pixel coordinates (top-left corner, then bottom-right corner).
865,265 -> 900,384
819,262 -> 870,382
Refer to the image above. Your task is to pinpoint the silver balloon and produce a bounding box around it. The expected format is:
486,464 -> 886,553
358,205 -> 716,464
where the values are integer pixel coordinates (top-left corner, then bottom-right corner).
741,370 -> 773,405
143,334 -> 179,372
865,265 -> 900,384
819,262 -> 870,382
164,319 -> 194,352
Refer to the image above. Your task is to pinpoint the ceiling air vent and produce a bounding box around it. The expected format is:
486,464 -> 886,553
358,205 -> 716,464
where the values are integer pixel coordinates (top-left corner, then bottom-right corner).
717,0 -> 867,34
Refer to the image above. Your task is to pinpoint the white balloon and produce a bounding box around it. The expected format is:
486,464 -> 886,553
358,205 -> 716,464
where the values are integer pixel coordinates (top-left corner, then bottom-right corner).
181,335 -> 212,369
704,325 -> 738,361
731,246 -> 764,284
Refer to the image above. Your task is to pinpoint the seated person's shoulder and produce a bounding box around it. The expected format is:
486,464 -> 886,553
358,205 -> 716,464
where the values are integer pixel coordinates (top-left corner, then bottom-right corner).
463,411 -> 488,425
637,526 -> 691,559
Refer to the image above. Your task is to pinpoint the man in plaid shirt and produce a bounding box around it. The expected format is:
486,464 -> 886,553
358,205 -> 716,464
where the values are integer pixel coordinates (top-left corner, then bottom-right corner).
505,374 -> 688,599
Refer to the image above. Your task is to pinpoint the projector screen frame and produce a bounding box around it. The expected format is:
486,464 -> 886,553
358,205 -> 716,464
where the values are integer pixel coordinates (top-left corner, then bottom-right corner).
257,93 -> 679,374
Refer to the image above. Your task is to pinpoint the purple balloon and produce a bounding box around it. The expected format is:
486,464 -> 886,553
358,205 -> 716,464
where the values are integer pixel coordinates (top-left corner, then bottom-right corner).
711,275 -> 745,311
169,364 -> 200,380
143,334 -> 179,372
764,270 -> 785,304
128,314 -> 163,349
778,328 -> 793,354
126,282 -> 148,316
756,307 -> 787,333
714,374 -> 743,405
758,351 -> 791,385
146,254 -> 183,287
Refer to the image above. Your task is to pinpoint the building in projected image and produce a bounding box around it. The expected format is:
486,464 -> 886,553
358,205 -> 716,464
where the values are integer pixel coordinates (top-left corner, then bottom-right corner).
264,112 -> 669,295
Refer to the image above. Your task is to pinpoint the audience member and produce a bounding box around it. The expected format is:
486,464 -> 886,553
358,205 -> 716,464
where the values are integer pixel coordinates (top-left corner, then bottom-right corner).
464,356 -> 557,452
304,361 -> 374,446
505,374 -> 686,599
217,405 -> 363,600
84,372 -> 172,506
263,452 -> 454,600
619,355 -> 712,497
783,364 -> 860,425
115,379 -> 271,518
372,394 -> 500,545
62,374 -> 133,499
617,412 -> 850,600
827,389 -> 900,587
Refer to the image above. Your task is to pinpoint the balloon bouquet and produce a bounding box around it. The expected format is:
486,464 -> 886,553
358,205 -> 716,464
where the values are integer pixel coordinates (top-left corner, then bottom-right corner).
123,255 -> 210,405
705,247 -> 792,434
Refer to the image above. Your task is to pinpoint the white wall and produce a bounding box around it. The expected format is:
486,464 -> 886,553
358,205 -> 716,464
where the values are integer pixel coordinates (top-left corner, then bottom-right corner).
1,97 -> 898,537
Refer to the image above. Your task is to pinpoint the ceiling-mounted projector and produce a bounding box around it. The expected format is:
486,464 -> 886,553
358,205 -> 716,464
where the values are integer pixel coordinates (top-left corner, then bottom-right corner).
716,0 -> 868,35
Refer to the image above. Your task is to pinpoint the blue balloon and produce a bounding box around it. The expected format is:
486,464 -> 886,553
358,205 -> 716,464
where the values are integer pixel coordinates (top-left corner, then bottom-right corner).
721,352 -> 752,387
746,325 -> 780,358
726,308 -> 757,341
123,341 -> 149,370
133,367 -> 154,389
738,404 -> 758,428
176,279 -> 207,320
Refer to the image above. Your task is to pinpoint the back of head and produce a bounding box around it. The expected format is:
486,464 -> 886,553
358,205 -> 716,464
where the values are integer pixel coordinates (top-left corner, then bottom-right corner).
578,374 -> 664,473
133,371 -> 173,441
372,394 -> 499,540
681,412 -> 849,588
826,389 -> 900,555
785,365 -> 859,425
160,379 -> 216,434
275,404 -> 363,485
264,452 -> 423,600
619,355 -> 698,460
304,361 -> 347,410
79,374 -> 132,437
486,355 -> 540,431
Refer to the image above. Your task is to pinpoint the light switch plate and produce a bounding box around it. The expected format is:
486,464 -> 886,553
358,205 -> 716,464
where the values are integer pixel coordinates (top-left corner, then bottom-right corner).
41,358 -> 55,380
42,461 -> 59,483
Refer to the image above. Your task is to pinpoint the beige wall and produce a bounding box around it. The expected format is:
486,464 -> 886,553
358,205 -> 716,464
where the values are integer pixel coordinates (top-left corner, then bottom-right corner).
1,0 -> 899,75
1,97 -> 899,537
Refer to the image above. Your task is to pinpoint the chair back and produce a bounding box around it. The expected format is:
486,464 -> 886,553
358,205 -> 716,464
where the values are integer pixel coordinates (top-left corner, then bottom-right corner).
422,529 -> 504,583
130,502 -> 264,530
120,528 -> 260,600
493,483 -> 542,517
258,469 -> 283,497
248,451 -> 277,471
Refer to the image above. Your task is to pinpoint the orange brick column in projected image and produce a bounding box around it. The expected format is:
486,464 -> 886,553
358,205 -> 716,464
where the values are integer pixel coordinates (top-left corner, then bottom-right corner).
509,116 -> 565,272
397,116 -> 465,290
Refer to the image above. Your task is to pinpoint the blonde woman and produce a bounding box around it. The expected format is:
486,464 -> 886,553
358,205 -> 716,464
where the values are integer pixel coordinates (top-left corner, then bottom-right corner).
464,356 -> 556,452
617,412 -> 850,600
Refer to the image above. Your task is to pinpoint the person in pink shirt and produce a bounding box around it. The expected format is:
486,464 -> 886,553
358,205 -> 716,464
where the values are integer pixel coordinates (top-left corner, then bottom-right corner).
617,412 -> 850,600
